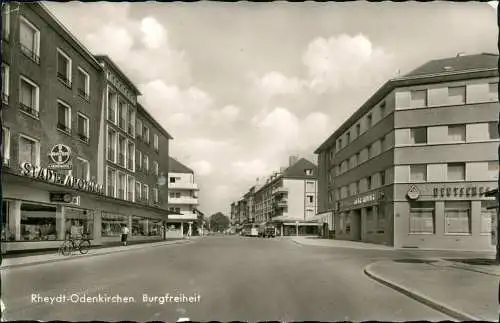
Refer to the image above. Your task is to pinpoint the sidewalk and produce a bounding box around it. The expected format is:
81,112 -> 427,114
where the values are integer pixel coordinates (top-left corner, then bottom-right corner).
289,236 -> 394,250
1,237 -> 200,270
364,259 -> 499,322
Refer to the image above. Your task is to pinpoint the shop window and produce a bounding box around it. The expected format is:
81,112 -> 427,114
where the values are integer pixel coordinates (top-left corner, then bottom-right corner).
410,164 -> 427,182
481,201 -> 495,234
148,219 -> 162,236
20,203 -> 57,241
65,208 -> 94,239
409,201 -> 435,234
410,127 -> 427,144
447,163 -> 465,181
107,90 -> 117,123
132,215 -> 159,237
101,213 -> 128,237
445,201 -> 471,234
410,89 -> 427,108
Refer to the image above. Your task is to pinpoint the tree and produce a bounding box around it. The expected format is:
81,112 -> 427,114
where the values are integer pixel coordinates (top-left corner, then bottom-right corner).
209,212 -> 230,232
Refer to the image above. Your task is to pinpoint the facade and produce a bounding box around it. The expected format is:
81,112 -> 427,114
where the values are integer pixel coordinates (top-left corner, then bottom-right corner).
234,156 -> 319,236
1,3 -> 174,253
315,53 -> 498,250
167,157 -> 200,237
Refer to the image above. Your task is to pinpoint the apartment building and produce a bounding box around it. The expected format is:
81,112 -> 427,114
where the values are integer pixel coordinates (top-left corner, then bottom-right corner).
1,3 -> 174,253
236,156 -> 319,236
167,157 -> 200,237
315,53 -> 498,251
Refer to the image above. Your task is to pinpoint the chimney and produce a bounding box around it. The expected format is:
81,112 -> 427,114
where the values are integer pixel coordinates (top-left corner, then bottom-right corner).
289,155 -> 299,166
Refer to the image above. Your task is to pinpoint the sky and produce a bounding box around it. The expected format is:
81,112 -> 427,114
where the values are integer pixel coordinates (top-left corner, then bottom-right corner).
43,1 -> 497,217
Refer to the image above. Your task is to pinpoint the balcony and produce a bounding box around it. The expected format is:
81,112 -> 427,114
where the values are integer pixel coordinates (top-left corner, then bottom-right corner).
57,122 -> 71,134
57,72 -> 72,88
78,133 -> 89,143
78,88 -> 89,101
272,186 -> 288,195
168,196 -> 199,205
168,182 -> 199,190
19,103 -> 39,118
20,44 -> 40,64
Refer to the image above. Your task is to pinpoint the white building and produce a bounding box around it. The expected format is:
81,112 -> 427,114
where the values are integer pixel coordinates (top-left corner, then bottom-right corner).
166,157 -> 200,237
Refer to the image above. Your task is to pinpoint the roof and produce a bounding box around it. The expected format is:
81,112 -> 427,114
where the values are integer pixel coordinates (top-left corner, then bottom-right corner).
168,157 -> 194,174
405,53 -> 499,77
315,53 -> 499,153
137,103 -> 174,140
94,55 -> 142,95
282,158 -> 318,179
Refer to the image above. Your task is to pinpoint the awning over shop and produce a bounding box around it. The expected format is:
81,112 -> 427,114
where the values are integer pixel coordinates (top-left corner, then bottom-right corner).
271,216 -> 319,225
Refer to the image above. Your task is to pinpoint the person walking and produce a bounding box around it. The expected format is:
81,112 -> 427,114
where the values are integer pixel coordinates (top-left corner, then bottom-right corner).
121,225 -> 129,246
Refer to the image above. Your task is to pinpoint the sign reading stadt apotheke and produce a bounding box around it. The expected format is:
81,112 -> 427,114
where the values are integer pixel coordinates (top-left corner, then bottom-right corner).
20,162 -> 104,195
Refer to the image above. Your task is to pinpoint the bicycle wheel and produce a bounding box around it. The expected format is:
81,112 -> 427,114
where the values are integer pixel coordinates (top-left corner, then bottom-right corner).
79,240 -> 91,254
61,241 -> 73,256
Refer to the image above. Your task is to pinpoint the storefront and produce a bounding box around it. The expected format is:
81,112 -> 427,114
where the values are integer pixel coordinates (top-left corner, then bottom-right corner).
271,216 -> 319,236
2,167 -> 171,253
393,183 -> 496,251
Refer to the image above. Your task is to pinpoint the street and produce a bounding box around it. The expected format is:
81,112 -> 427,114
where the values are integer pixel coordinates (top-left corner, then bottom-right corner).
1,236 -> 486,322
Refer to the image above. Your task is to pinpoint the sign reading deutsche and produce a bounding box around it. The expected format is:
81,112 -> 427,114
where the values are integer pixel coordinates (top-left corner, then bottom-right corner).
20,162 -> 104,195
433,186 -> 491,198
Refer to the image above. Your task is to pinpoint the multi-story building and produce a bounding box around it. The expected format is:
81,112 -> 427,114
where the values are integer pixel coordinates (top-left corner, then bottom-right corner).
239,156 -> 319,236
1,3 -> 174,253
315,53 -> 498,250
167,157 -> 200,237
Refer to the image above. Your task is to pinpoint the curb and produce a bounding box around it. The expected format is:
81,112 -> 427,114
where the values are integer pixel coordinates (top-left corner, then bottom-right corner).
290,238 -> 395,251
0,239 -> 198,270
363,262 -> 481,321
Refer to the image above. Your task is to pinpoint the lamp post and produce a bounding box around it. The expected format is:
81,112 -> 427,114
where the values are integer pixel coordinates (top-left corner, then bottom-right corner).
295,221 -> 299,237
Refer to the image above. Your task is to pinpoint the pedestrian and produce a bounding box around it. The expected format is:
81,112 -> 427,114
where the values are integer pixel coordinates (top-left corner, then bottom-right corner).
121,225 -> 129,246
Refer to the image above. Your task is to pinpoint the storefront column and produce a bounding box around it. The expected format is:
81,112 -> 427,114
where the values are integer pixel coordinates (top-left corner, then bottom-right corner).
471,201 -> 482,235
8,200 -> 21,241
94,211 -> 102,243
56,205 -> 65,240
361,208 -> 367,242
435,201 -> 445,236
188,222 -> 193,236
128,215 -> 133,233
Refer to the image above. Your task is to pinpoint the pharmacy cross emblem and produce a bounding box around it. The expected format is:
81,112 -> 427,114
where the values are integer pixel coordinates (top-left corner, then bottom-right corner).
49,144 -> 72,164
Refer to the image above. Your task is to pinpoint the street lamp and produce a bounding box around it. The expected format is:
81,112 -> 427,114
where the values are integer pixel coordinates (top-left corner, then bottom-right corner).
295,221 -> 299,237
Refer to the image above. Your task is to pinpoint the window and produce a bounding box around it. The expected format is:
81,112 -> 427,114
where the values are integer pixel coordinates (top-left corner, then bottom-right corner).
2,3 -> 10,40
136,119 -> 143,140
410,164 -> 427,182
19,76 -> 39,117
153,187 -> 159,204
2,63 -> 9,104
143,184 -> 149,201
107,128 -> 116,162
118,100 -> 127,129
488,122 -> 499,140
19,17 -> 40,63
128,108 -> 135,136
448,124 -> 465,142
409,201 -> 435,234
410,89 -> 427,108
107,167 -> 116,197
481,201 -> 495,234
77,67 -> 90,100
488,161 -> 498,180
57,101 -> 71,134
445,201 -> 471,234
101,213 -> 127,237
117,172 -> 126,199
489,82 -> 498,102
144,155 -> 149,172
118,135 -> 126,167
19,203 -> 57,241
356,124 -> 361,137
143,126 -> 150,144
447,163 -> 465,181
77,113 -> 89,143
367,176 -> 372,190
366,114 -> 373,128
18,134 -> 39,165
305,169 -> 313,176
410,127 -> 427,144
2,127 -> 10,166
127,141 -> 135,171
153,161 -> 159,176
127,176 -> 135,202
65,207 -> 94,239
448,86 -> 466,105
136,150 -> 142,171
107,90 -> 117,123
338,139 -> 342,150
366,145 -> 372,159
380,101 -> 386,117
135,181 -> 142,201
306,195 -> 314,204
356,152 -> 360,165
380,170 -> 386,186
169,177 -> 176,183
354,181 -> 359,195
75,157 -> 90,181
346,132 -> 351,144
57,49 -> 72,87
154,134 -> 159,151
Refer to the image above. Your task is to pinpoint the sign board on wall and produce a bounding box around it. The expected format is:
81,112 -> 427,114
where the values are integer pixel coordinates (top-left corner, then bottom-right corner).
47,144 -> 73,170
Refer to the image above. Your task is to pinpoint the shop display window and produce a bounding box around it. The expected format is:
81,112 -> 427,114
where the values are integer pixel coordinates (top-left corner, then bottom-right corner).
20,203 -> 57,241
101,213 -> 128,237
65,208 -> 94,239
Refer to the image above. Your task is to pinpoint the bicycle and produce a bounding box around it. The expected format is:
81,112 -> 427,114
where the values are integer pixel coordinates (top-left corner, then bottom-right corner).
58,233 -> 91,256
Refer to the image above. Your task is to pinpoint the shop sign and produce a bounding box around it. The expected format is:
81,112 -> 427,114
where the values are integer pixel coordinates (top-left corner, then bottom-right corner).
432,185 -> 492,198
353,193 -> 377,206
48,144 -> 73,170
20,162 -> 104,195
50,192 -> 74,203
407,185 -> 420,200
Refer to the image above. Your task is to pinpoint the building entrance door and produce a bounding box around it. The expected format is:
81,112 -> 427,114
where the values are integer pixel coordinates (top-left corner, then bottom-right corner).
351,209 -> 362,241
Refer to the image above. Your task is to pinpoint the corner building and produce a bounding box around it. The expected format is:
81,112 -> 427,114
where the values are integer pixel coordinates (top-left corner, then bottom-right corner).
1,3 -> 174,253
315,53 -> 498,251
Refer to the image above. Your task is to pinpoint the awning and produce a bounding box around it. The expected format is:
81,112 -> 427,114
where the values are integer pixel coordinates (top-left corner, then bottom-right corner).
271,216 -> 319,224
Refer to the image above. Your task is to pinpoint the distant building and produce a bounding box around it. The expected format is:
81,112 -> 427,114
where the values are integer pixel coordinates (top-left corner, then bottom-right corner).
167,157 -> 200,237
315,53 -> 498,250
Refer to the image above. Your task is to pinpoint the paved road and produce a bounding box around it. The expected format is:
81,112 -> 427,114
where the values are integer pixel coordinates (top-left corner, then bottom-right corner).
2,236 -> 466,322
